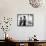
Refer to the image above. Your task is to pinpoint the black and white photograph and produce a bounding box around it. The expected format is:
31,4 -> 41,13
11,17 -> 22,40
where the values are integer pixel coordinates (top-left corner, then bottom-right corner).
17,14 -> 34,26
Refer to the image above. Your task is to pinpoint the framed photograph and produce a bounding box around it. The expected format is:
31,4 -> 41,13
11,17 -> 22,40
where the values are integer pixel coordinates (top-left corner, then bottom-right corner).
17,14 -> 34,26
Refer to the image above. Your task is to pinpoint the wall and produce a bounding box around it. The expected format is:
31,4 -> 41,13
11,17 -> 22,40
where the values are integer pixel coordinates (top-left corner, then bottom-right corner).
0,0 -> 46,40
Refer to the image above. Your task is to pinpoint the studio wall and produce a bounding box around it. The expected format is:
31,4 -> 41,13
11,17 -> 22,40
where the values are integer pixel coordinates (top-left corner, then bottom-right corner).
0,0 -> 46,40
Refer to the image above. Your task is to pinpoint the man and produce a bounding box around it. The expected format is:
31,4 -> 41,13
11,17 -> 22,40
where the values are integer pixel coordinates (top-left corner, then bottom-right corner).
23,16 -> 26,26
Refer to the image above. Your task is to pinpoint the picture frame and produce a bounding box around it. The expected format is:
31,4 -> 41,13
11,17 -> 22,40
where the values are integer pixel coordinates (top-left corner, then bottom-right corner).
17,14 -> 34,26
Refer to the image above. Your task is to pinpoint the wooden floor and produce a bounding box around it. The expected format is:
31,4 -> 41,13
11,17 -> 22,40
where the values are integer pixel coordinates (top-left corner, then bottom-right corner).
1,39 -> 46,46
0,42 -> 16,46
0,40 -> 16,46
